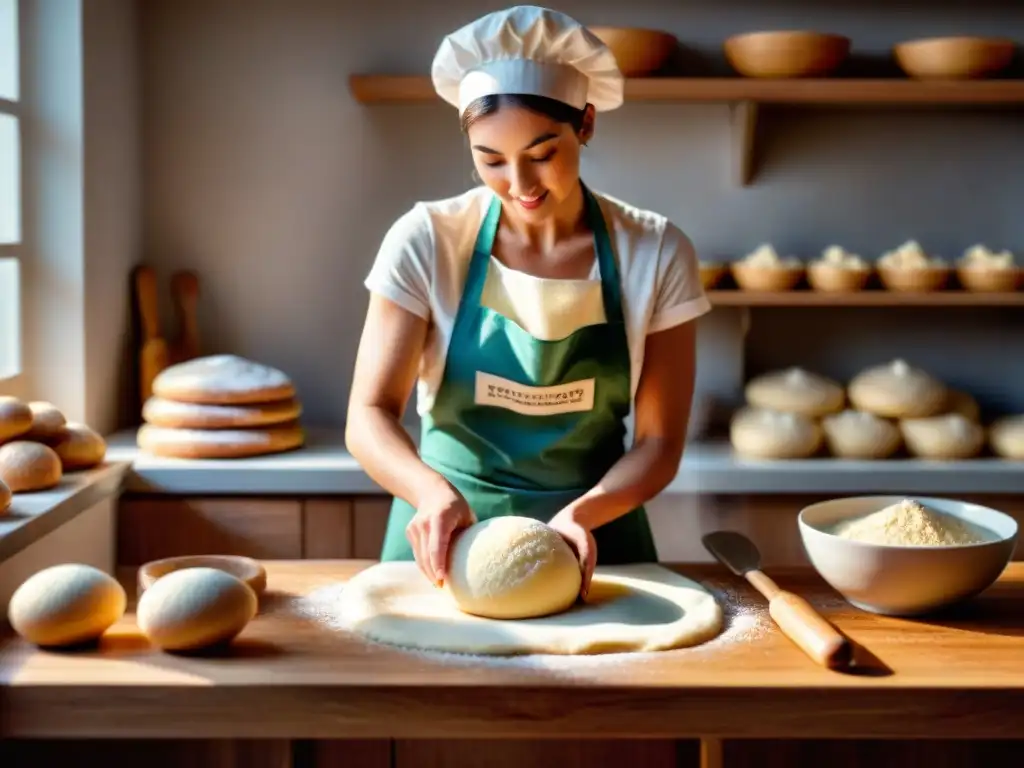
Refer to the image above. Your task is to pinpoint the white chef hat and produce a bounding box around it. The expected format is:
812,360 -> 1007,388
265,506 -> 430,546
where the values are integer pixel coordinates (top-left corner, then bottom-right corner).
431,6 -> 624,116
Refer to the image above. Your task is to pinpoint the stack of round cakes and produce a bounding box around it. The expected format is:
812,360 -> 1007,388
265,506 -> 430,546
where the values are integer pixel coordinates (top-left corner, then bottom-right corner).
137,354 -> 305,459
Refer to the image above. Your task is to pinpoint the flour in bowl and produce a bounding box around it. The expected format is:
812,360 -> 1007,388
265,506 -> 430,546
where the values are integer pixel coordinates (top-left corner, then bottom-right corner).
831,498 -> 991,546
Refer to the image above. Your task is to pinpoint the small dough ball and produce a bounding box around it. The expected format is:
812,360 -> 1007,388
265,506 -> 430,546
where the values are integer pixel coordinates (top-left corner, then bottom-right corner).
445,516 -> 582,620
8,563 -> 126,647
730,406 -> 823,459
822,409 -> 902,459
137,567 -> 258,651
745,367 -> 845,417
24,401 -> 67,441
0,478 -> 10,514
988,415 -> 1024,460
847,359 -> 948,419
943,390 -> 981,422
0,396 -> 33,442
50,423 -> 107,471
0,441 -> 62,492
900,413 -> 985,460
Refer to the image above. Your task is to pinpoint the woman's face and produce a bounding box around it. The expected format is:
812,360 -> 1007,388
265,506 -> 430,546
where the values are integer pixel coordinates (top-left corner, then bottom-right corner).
467,104 -> 595,225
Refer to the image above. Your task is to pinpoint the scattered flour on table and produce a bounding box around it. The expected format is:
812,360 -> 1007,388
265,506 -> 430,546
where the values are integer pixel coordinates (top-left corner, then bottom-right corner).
831,498 -> 991,546
291,579 -> 769,674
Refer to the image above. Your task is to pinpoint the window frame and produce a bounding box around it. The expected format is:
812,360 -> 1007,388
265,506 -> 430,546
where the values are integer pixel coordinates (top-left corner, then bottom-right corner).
0,0 -> 23,385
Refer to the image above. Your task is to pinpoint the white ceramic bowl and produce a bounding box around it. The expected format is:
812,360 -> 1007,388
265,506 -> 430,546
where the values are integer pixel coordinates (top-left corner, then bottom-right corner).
798,495 -> 1018,616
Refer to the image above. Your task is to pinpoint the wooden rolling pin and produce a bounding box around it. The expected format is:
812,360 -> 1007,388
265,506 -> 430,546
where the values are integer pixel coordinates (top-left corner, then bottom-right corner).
133,265 -> 169,407
702,530 -> 853,670
169,269 -> 201,363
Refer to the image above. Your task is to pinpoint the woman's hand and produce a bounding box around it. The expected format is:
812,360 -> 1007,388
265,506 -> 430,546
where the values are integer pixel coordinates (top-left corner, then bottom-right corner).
547,510 -> 597,600
406,479 -> 476,587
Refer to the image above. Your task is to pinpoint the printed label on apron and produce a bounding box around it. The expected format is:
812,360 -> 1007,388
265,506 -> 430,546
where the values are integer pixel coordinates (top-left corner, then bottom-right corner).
475,372 -> 595,416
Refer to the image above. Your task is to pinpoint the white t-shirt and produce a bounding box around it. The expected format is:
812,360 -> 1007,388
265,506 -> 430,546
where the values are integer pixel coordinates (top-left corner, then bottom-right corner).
364,185 -> 711,416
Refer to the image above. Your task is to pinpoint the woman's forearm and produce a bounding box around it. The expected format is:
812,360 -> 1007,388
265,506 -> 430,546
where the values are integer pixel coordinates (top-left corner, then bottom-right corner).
344,405 -> 451,508
560,436 -> 684,530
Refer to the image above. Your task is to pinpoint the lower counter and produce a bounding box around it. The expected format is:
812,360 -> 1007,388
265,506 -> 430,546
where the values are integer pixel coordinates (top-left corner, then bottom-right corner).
2,561 -> 1023,768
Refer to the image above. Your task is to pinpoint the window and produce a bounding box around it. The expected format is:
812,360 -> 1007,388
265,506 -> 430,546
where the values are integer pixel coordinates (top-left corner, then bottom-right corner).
0,0 -> 21,380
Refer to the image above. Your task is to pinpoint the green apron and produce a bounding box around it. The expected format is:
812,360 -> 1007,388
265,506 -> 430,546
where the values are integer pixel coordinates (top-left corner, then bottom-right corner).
380,184 -> 657,565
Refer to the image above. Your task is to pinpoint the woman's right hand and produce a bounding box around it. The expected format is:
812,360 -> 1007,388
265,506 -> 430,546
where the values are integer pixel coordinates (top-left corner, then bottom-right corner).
406,478 -> 476,587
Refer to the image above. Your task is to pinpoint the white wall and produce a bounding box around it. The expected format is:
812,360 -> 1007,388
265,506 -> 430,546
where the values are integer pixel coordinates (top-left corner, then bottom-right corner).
135,0 -> 1024,432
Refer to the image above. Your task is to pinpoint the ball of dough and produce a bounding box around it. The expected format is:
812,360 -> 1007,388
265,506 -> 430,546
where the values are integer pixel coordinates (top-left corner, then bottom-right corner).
821,409 -> 902,459
24,401 -> 66,441
847,359 -> 948,419
8,563 -> 127,647
142,396 -> 302,429
0,396 -> 32,442
137,567 -> 258,651
729,406 -> 823,459
900,413 -> 985,460
50,423 -> 107,471
445,516 -> 582,620
0,441 -> 62,492
0,478 -> 10,514
745,367 -> 845,417
988,414 -> 1024,460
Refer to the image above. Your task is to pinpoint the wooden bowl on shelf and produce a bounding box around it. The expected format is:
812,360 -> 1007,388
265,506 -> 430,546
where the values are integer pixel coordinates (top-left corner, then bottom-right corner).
138,554 -> 267,598
956,265 -> 1023,293
724,30 -> 851,78
587,27 -> 677,76
877,265 -> 951,293
730,261 -> 806,291
894,37 -> 1016,80
699,262 -> 729,289
807,263 -> 873,293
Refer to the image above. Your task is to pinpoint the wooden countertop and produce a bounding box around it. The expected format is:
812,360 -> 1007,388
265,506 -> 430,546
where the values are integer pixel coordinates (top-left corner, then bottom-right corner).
1,560 -> 1022,740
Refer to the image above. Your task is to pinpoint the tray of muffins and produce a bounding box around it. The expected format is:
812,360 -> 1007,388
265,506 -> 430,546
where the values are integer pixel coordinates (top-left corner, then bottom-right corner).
700,241 -> 1022,295
728,359 -> 1024,461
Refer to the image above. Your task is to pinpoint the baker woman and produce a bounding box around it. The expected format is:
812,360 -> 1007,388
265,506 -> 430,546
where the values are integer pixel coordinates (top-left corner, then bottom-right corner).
346,6 -> 710,599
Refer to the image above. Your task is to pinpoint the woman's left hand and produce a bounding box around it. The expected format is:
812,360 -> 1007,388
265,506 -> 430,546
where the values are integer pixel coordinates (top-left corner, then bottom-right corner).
547,510 -> 597,601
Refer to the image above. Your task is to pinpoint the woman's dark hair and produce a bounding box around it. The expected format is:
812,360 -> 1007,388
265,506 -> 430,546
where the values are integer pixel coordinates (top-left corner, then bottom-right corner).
460,93 -> 587,134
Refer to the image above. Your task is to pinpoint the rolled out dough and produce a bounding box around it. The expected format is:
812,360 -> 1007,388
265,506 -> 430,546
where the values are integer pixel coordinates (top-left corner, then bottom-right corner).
327,562 -> 723,656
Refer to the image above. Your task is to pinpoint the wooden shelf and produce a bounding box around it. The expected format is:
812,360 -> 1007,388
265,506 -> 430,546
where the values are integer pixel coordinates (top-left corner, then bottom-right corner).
348,75 -> 1024,185
349,75 -> 1024,105
707,289 -> 1024,307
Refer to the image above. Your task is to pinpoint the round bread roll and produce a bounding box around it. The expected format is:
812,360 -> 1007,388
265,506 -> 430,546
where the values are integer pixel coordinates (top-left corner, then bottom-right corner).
153,354 -> 295,405
142,396 -> 302,429
730,406 -> 823,459
988,414 -> 1024,460
136,422 -> 305,459
900,413 -> 985,460
745,367 -> 845,418
8,563 -> 127,647
0,441 -> 62,492
50,423 -> 107,471
821,409 -> 902,459
0,478 -> 10,514
847,359 -> 948,419
23,401 -> 67,441
445,516 -> 582,620
137,567 -> 258,651
0,396 -> 32,442
943,389 -> 981,422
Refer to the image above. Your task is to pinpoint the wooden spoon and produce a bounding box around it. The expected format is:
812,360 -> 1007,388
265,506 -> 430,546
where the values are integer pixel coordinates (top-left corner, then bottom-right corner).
169,270 -> 201,363
133,265 -> 169,407
702,530 -> 852,670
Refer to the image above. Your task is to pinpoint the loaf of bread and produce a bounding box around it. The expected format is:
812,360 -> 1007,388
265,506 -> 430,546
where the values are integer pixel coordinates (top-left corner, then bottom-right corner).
50,423 -> 107,471
152,354 -> 295,405
142,396 -> 302,429
136,422 -> 305,459
0,397 -> 33,443
0,441 -> 63,492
